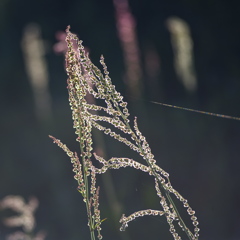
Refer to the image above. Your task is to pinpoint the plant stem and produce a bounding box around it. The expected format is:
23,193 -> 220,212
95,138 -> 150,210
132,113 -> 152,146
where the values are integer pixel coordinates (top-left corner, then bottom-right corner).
164,190 -> 194,240
82,157 -> 96,240
77,113 -> 96,240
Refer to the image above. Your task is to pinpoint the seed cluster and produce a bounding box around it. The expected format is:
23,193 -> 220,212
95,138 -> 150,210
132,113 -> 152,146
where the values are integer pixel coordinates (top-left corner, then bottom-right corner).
119,209 -> 164,231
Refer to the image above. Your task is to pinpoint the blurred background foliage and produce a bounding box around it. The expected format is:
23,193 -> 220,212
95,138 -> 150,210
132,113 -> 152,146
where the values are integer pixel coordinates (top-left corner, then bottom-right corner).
1,0 -> 240,239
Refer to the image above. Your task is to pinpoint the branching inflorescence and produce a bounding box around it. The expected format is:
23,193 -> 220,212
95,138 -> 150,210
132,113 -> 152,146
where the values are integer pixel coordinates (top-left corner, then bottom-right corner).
49,26 -> 200,240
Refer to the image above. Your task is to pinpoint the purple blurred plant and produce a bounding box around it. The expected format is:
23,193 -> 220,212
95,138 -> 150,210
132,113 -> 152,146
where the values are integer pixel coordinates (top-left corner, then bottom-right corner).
113,0 -> 142,99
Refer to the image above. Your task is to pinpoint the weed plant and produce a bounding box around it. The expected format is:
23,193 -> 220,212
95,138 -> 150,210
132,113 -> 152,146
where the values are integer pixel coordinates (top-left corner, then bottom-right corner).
49,26 -> 200,240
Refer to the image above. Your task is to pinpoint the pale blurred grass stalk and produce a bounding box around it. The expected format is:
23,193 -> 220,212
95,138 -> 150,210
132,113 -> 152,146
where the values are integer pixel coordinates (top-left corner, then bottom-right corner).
21,23 -> 52,121
0,195 -> 46,240
166,17 -> 197,92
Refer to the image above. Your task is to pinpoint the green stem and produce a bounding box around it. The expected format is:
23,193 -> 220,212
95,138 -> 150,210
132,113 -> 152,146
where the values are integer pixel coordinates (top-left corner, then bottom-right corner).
78,113 -> 96,240
82,158 -> 96,240
164,190 -> 194,240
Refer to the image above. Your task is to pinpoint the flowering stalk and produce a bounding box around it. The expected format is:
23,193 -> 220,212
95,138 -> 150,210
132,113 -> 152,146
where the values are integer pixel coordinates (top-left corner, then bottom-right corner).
49,25 -> 103,240
50,26 -> 200,240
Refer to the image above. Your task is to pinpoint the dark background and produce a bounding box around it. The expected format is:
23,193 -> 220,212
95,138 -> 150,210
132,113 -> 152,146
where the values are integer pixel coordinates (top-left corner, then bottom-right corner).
1,0 -> 240,239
